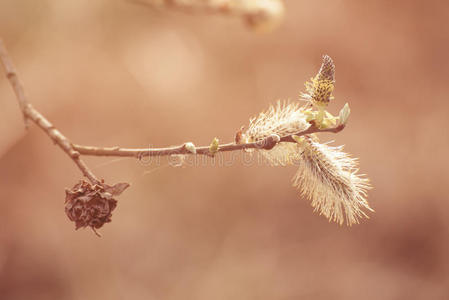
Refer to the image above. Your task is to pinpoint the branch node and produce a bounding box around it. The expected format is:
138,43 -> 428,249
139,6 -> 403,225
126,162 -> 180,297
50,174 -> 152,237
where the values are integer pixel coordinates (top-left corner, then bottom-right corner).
257,133 -> 280,150
208,137 -> 220,157
182,142 -> 197,154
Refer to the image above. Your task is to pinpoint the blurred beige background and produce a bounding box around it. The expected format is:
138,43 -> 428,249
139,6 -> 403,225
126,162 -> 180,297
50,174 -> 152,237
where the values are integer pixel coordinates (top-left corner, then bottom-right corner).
1,0 -> 449,299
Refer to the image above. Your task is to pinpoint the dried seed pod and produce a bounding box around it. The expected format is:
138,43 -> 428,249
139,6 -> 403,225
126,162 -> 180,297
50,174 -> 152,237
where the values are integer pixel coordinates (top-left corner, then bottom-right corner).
65,180 -> 129,236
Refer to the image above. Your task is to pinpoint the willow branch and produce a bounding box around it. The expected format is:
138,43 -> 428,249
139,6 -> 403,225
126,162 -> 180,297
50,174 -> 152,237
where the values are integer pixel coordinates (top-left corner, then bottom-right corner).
1,38 -> 344,172
0,39 -> 100,184
128,0 -> 285,30
72,123 -> 345,158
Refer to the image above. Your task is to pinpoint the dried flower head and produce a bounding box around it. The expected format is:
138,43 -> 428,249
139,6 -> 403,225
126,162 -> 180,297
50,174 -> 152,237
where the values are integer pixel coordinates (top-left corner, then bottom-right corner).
293,137 -> 372,225
245,101 -> 310,165
301,55 -> 335,108
65,180 -> 129,236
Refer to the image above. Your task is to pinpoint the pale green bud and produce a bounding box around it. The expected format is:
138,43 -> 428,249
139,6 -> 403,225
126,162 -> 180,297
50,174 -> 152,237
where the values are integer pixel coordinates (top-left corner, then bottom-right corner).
338,103 -> 350,125
209,137 -> 219,156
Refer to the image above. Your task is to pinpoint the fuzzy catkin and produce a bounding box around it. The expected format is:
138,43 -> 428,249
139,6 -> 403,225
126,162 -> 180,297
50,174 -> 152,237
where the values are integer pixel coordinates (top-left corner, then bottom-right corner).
240,54 -> 372,225
293,137 -> 372,225
301,55 -> 336,108
245,101 -> 310,166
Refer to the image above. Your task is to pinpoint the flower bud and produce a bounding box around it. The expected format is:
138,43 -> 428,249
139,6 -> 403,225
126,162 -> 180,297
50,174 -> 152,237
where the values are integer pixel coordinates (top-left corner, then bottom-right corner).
184,142 -> 196,154
338,103 -> 351,125
209,137 -> 219,156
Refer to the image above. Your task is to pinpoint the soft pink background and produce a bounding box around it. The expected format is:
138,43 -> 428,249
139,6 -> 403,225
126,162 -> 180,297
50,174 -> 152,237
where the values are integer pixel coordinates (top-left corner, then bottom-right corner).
1,1 -> 448,299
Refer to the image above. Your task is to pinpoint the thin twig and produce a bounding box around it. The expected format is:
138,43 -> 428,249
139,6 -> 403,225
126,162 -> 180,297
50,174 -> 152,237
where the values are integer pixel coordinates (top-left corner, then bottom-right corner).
0,38 -> 100,184
1,38 -> 344,175
72,123 -> 345,158
0,40 -> 29,126
128,0 -> 285,30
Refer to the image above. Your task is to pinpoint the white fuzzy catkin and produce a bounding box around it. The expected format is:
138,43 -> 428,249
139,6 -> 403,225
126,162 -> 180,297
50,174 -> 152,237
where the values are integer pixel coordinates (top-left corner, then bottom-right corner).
241,55 -> 372,225
245,101 -> 310,166
293,138 -> 372,225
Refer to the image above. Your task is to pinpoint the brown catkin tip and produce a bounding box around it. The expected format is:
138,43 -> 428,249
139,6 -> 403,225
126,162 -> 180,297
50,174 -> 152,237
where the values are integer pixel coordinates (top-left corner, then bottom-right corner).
301,55 -> 336,108
318,55 -> 335,83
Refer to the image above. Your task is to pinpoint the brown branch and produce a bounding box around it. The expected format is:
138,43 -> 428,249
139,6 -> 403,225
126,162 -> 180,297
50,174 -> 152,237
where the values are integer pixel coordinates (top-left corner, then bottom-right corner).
0,40 -> 29,126
128,0 -> 285,31
1,38 -> 344,175
72,122 -> 345,158
0,39 -> 100,184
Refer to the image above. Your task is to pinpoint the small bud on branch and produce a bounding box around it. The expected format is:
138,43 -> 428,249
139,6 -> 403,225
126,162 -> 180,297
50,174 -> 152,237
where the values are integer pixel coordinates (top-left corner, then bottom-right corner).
209,137 -> 220,157
339,103 -> 351,126
183,142 -> 197,154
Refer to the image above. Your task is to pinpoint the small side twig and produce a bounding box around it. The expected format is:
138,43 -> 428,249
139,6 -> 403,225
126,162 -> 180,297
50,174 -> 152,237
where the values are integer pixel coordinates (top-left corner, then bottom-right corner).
0,39 -> 100,185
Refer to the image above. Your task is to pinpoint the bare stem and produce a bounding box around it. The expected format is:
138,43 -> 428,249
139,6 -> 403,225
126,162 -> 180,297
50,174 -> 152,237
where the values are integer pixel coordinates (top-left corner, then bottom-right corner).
72,123 -> 345,158
0,39 -> 100,184
1,38 -> 344,176
127,0 -> 285,30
